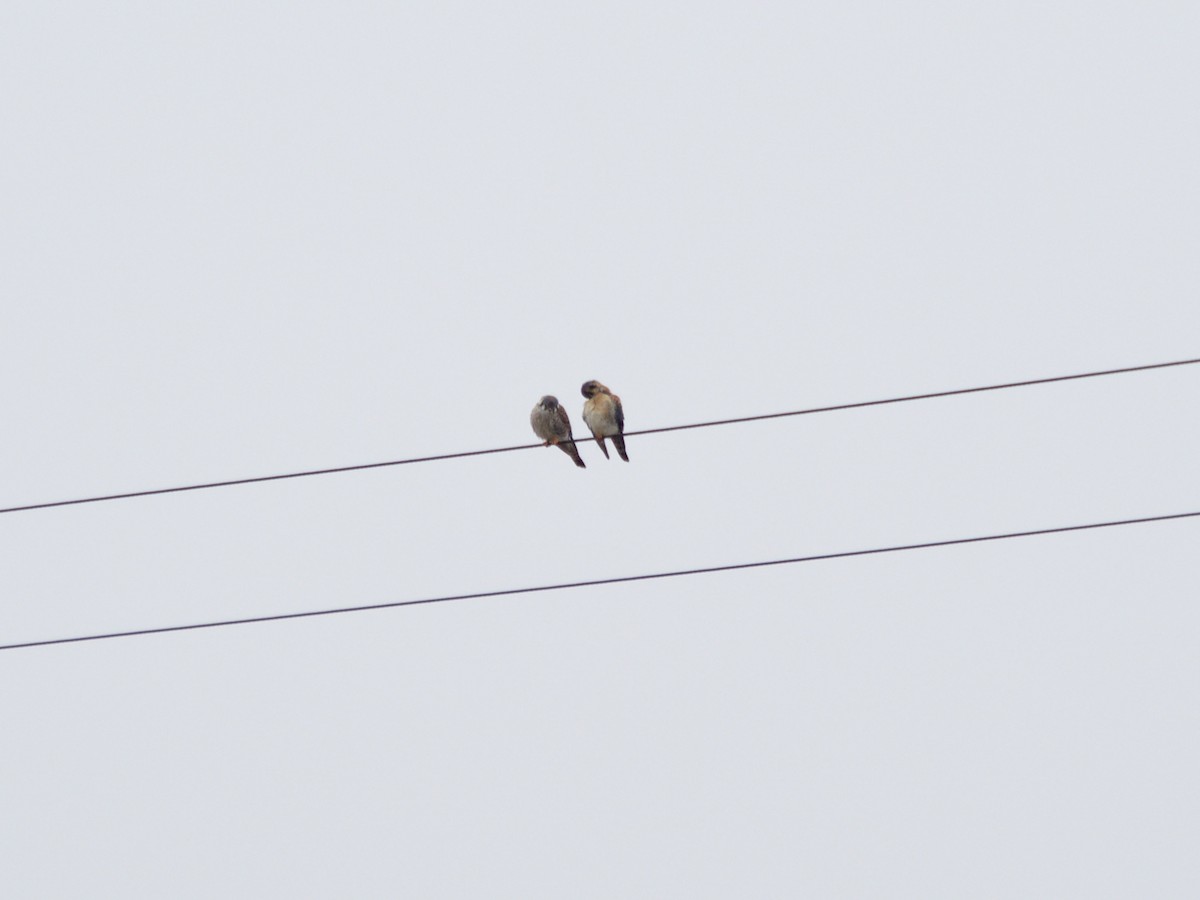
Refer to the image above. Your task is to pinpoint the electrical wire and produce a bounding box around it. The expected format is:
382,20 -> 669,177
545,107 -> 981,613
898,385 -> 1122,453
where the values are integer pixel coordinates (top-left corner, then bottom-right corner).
2,356 -> 1196,516
2,509 -> 1196,652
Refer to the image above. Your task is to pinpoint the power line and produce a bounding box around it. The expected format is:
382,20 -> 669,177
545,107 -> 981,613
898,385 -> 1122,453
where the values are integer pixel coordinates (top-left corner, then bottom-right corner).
633,357 -> 1199,437
3,509 -> 1196,652
2,356 -> 1196,516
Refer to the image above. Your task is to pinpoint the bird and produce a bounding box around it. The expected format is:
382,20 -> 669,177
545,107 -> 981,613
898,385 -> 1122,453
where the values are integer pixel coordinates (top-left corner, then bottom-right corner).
530,395 -> 586,468
581,380 -> 628,462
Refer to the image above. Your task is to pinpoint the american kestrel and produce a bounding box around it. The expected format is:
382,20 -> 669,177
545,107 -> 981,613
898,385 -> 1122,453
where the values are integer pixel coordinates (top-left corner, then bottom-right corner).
581,380 -> 628,462
530,395 -> 586,468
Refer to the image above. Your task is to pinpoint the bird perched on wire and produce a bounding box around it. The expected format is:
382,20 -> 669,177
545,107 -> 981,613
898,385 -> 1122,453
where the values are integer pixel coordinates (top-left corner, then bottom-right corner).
581,380 -> 628,462
530,395 -> 586,468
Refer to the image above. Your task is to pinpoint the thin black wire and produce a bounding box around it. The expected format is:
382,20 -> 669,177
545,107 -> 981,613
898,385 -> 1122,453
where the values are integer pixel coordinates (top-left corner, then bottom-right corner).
2,356 -> 1197,515
2,509 -> 1196,652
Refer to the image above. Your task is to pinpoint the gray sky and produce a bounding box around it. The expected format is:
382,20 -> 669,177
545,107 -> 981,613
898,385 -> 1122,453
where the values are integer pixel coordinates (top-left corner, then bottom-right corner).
3,2 -> 1198,897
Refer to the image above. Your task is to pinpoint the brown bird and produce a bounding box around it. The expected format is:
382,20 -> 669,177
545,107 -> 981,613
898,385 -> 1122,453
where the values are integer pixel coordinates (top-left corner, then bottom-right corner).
581,380 -> 628,462
530,395 -> 586,468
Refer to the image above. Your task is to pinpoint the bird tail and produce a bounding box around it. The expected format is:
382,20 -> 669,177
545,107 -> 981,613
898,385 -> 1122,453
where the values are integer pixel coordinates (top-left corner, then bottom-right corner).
594,434 -> 610,460
612,434 -> 629,462
559,441 -> 586,468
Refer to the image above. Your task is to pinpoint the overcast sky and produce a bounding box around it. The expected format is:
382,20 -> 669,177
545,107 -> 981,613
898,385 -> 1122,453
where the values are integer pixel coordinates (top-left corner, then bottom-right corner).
3,2 -> 1198,897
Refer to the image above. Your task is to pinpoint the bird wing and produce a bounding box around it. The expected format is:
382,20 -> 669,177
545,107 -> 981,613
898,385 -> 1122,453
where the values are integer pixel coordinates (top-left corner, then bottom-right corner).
555,403 -> 573,438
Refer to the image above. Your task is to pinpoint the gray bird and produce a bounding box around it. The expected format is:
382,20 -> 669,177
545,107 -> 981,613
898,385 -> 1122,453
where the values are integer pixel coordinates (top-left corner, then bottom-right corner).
581,380 -> 628,462
530,395 -> 586,468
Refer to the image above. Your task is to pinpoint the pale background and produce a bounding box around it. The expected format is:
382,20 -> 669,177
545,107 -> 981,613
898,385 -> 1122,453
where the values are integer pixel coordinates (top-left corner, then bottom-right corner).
3,2 -> 1199,897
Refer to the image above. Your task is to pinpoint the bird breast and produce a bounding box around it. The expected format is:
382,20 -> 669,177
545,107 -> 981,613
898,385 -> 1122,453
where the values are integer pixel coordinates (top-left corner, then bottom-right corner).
583,395 -> 619,435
